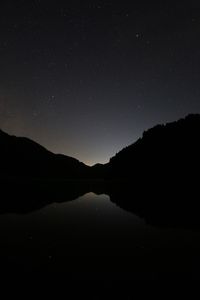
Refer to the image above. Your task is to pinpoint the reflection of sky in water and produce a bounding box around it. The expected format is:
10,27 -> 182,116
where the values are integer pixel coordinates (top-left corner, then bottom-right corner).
0,193 -> 200,278
0,193 -> 147,249
44,192 -> 144,226
0,192 -> 145,240
0,193 -> 150,276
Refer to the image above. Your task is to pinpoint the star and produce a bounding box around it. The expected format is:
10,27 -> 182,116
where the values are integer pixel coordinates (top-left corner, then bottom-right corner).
136,33 -> 141,39
33,110 -> 41,117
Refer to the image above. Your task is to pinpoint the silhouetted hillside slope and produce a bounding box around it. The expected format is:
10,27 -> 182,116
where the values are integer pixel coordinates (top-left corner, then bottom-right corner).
0,130 -> 90,179
1,114 -> 200,182
1,115 -> 200,230
107,114 -> 200,182
90,163 -> 109,179
106,114 -> 200,230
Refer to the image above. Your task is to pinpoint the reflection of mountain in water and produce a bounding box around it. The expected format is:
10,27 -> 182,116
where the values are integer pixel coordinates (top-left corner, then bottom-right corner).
0,180 -> 88,214
1,180 -> 200,232
0,179 -> 108,214
105,114 -> 200,231
1,114 -> 200,231
108,184 -> 200,231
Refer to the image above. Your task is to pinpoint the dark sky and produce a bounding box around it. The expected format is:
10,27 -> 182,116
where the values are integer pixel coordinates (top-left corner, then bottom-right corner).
1,0 -> 200,165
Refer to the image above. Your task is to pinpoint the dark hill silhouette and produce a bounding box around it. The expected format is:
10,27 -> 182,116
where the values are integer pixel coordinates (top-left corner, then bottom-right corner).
105,114 -> 200,230
107,183 -> 200,231
2,114 -> 200,181
1,114 -> 200,230
107,114 -> 200,182
0,129 -> 90,179
90,163 -> 109,179
1,113 -> 200,183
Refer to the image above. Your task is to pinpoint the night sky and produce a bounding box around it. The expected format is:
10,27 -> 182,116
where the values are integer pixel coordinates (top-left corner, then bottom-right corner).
1,1 -> 200,165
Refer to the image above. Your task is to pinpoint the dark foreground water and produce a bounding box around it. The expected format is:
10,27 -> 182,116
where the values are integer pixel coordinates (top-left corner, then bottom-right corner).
0,191 -> 200,281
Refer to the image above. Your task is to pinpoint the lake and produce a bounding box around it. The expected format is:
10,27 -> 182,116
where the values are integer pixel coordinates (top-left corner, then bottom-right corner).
0,190 -> 200,281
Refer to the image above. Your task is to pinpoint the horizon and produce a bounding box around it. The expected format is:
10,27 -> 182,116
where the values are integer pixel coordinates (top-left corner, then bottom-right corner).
1,1 -> 200,165
1,0 -> 200,284
1,112 -> 198,166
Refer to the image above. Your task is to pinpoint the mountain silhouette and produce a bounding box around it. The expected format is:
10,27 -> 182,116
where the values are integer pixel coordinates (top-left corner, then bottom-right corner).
0,129 -> 90,179
107,113 -> 200,181
1,114 -> 200,230
105,114 -> 200,230
1,114 -> 200,181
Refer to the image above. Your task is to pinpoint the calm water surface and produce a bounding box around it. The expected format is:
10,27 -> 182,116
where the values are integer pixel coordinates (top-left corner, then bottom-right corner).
0,192 -> 200,280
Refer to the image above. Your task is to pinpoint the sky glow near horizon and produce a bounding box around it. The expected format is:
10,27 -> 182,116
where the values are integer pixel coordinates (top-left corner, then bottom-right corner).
1,1 -> 200,165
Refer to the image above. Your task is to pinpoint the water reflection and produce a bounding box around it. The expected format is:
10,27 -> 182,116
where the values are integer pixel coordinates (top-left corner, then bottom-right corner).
0,190 -> 200,280
0,192 -> 148,278
2,180 -> 199,232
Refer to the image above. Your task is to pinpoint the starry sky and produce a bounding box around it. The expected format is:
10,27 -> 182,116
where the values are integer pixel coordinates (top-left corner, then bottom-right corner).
1,0 -> 200,165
